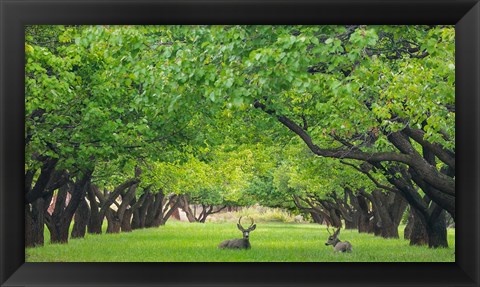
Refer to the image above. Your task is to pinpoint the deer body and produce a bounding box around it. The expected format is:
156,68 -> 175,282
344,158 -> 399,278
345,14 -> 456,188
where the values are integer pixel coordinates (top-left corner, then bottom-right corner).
218,238 -> 251,249
325,227 -> 352,253
218,217 -> 256,250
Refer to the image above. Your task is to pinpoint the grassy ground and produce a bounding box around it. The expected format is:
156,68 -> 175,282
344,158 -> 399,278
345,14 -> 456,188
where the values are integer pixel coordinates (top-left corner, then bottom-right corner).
26,221 -> 455,262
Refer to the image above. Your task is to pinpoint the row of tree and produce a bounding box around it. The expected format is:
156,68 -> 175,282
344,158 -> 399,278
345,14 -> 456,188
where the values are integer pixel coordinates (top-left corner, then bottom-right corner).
25,25 -> 455,248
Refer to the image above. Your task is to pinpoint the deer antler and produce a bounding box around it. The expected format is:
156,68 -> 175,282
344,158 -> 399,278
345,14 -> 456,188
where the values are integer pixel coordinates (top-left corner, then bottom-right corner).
335,227 -> 341,236
238,216 -> 245,230
248,217 -> 255,228
326,226 -> 332,235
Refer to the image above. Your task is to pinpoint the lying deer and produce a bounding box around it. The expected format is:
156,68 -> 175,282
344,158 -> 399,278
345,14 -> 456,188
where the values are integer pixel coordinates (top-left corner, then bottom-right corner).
218,216 -> 256,249
325,227 -> 352,253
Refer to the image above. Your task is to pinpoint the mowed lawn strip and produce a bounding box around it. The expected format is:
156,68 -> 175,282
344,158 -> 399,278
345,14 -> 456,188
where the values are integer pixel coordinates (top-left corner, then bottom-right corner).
26,221 -> 455,262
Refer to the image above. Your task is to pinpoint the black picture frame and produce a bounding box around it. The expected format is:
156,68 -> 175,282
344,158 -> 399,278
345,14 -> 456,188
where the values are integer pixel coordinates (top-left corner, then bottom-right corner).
1,0 -> 479,286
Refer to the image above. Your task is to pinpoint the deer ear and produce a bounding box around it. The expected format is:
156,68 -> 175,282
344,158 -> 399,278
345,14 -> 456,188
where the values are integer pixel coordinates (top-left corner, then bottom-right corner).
237,224 -> 244,231
249,224 -> 256,231
335,228 -> 341,236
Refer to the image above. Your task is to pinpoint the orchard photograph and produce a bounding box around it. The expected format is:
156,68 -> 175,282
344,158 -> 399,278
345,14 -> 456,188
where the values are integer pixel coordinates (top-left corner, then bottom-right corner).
25,25 -> 455,262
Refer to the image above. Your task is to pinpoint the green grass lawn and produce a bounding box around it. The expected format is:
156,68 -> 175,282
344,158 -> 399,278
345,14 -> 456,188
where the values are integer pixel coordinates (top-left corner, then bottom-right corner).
26,221 -> 455,262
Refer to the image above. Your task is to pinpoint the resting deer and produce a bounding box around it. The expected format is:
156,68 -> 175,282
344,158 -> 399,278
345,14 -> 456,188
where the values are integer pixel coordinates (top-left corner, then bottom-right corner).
325,227 -> 352,253
218,216 -> 256,249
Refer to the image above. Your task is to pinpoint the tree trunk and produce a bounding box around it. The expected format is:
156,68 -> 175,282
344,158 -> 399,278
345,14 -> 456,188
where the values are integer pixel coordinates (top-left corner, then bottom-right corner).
335,189 -> 358,230
369,189 -> 407,238
407,208 -> 429,246
318,200 -> 342,228
49,222 -> 71,243
179,195 -> 196,223
25,198 -> 47,247
139,193 -> 153,228
310,212 -> 323,224
344,218 -> 357,229
371,215 -> 383,236
129,189 -> 150,230
25,161 -> 64,247
121,208 -> 133,232
46,185 -> 69,243
87,185 -> 103,234
47,171 -> 93,244
25,205 -> 34,247
426,205 -> 448,248
106,209 -> 121,233
145,192 -> 162,227
131,209 -> 141,229
96,176 -> 141,232
356,194 -> 372,233
404,208 -> 414,240
71,198 -> 90,239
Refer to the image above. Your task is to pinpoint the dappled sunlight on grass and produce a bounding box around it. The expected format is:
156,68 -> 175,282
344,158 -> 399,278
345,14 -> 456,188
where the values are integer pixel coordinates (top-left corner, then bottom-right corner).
26,221 -> 455,262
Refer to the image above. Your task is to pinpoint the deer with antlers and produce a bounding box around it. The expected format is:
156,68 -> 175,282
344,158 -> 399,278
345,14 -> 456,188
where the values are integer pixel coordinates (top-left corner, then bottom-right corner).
218,216 -> 256,249
325,226 -> 352,253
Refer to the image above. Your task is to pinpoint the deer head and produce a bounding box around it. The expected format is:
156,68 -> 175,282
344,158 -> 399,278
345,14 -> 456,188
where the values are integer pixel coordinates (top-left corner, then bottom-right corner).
325,226 -> 352,253
325,226 -> 341,246
237,216 -> 256,240
218,216 -> 256,249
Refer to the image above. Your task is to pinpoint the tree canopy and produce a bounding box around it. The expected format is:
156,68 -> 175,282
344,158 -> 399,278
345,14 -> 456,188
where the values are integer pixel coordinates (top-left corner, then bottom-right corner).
25,25 -> 455,248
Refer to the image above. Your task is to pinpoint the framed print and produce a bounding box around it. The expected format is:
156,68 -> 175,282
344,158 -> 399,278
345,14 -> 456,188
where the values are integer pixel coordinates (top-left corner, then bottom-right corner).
1,0 -> 479,286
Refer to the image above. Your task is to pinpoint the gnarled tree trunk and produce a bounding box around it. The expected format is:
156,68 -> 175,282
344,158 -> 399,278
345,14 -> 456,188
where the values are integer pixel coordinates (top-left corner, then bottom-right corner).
360,189 -> 406,239
178,195 -> 196,223
71,197 -> 90,238
106,208 -> 121,233
355,192 -> 372,233
405,208 -> 429,246
25,159 -> 66,247
25,197 -> 50,247
46,171 -> 92,244
144,189 -> 181,227
87,185 -> 104,234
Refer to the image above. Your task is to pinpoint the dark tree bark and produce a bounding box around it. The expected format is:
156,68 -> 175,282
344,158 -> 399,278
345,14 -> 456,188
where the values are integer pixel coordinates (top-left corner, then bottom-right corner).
25,158 -> 59,204
389,132 -> 455,220
178,195 -> 197,223
359,189 -> 406,238
196,204 -> 227,223
343,160 -> 447,247
25,197 -> 50,247
254,101 -> 454,218
131,189 -> 150,230
25,160 -> 67,247
332,189 -> 357,229
309,212 -> 323,224
405,208 -> 429,246
139,192 -> 154,228
178,195 -> 227,223
106,182 -> 139,233
404,208 -> 414,240
354,191 -> 372,233
142,189 -> 182,228
319,200 -> 343,228
425,202 -> 448,248
410,212 -> 429,246
170,202 -> 181,220
45,170 -> 92,244
106,208 -> 121,233
71,197 -> 90,238
87,185 -> 103,234
381,169 -> 448,247
403,127 -> 455,171
91,172 -> 140,234
121,208 -> 133,232
293,195 -> 333,226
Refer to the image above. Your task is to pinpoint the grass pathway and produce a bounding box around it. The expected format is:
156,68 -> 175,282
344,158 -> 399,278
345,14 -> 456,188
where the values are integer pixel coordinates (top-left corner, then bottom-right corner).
26,221 -> 455,262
